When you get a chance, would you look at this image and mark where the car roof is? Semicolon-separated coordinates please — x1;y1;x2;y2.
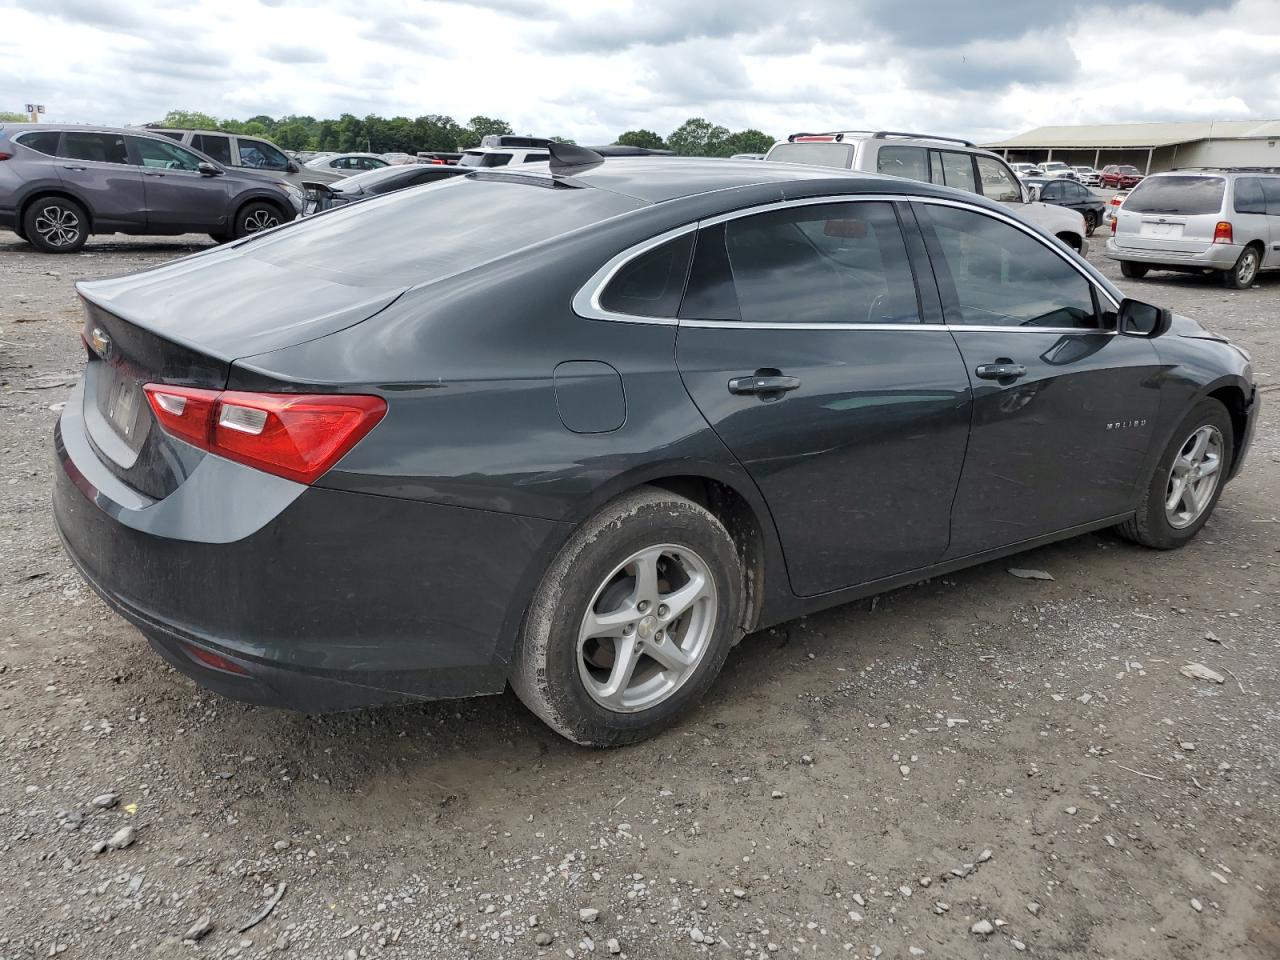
474;156;982;206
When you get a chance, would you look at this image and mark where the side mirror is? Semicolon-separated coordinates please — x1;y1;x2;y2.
287;160;300;173
1026;184;1040;202
1117;298;1172;338
197;162;221;177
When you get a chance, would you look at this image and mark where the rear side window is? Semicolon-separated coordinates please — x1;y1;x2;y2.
192;134;232;165
765;141;854;168
877;146;929;182
59;132;128;165
976;156;1022;202
1126;176;1225;215
522;153;550;164
921;204;1096;329
16;131;60;155
600;233;694;318
1263;179;1280;216
937;151;976;193
1234;177;1267;215
681;201;921;325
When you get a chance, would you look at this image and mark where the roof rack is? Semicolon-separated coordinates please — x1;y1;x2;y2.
1171;165;1280;174
871;130;976;147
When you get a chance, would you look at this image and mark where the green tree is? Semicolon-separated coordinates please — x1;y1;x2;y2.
616;129;666;150
722;129;774;156
463;115;512;147
272;119;312;151
158;109;222;130
666;117;730;157
0;110;28;122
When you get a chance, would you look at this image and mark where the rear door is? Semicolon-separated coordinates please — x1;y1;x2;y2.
673;199;972;596
127;136;228;232
1264;178;1280;267
1232;176;1280;267
54;131;146;229
1113;175;1227;256
913;200;1163;556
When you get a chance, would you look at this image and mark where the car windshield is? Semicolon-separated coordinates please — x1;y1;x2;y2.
1119;166;1141;174
1124;176;1226;215
765;142;855;169
240;174;644;285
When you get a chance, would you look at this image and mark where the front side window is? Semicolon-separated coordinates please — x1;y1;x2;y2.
1040;181;1065;201
681;201;921;325
237;138;288;170
921;204;1097;329
975;156;1022;202
876;146;929;183
59;132;128;165
15;130;60;155
131;137;202;171
599;233;694;318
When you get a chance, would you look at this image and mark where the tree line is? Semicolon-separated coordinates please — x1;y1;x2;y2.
149;110;775;157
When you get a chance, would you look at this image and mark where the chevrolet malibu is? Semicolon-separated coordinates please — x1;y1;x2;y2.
53;146;1259;746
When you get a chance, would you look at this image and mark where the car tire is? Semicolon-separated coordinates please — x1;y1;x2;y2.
209;231;230;244
1084;211;1098;236
231;201;284;240
1116;399;1233;550
1120;261;1149;279
510;486;745;747
1223;246;1261;289
22;197;89;253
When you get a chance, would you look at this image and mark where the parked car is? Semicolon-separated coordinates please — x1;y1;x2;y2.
302;152;390;183
380;152;417;165
417;151;462;165
458;134;552;167
764;130;1088;251
729;153;765;160
52;146;1257;745
143;127;307;188
302;162;470;215
1106;169;1280;288
1101;165;1145;189
1010;162;1044;179
0;123;303;252
1040;161;1078;180
1074;166;1101;186
1026;177;1106;234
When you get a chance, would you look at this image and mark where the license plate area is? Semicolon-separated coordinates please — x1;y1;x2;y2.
1140;221;1184;239
91;358;150;454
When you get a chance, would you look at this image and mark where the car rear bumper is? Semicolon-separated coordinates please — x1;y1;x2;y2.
1105;238;1241;269
53;387;566;712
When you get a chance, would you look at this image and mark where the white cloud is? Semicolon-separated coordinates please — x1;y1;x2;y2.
0;0;1274;144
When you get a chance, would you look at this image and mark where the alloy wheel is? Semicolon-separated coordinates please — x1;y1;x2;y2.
33;205;81;248
1236;249;1259;287
577;544;717;713
243;209;279;233
1165;425;1224;529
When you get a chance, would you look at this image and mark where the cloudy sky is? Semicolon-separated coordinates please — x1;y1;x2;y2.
2;0;1278;144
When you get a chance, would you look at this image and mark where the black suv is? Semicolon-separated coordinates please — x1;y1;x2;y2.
0;124;304;252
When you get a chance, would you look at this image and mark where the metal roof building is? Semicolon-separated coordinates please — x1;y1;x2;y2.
983;121;1280;173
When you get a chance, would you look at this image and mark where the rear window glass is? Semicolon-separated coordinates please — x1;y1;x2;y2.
16;131;60;155
765;142;854;169
241;175;644;285
459;151;512;168
1125;176;1225;215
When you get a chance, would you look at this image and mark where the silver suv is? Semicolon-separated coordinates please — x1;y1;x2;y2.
764;130;1088;253
1105;169;1280;289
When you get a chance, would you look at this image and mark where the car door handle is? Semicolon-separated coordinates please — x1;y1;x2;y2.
143;171;164;177
728;374;801;396
62;164;86;171
975;362;1027;381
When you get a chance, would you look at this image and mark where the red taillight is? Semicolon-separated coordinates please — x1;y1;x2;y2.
183;643;250;675
792;135;837;142
1111;215;1117;235
143;385;386;485
0;152;12;161
1213;221;1233;244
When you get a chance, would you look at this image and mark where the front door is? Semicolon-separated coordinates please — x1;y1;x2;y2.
53;130;146;230
127;136;229;232
913;201;1163;558
675;200;973;597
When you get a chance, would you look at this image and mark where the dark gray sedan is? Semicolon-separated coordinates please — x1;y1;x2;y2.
53;148;1259;746
301;162;469;215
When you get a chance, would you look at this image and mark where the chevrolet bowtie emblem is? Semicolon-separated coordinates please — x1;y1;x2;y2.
90;327;112;359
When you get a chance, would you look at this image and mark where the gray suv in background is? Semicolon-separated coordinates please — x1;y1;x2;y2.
1106;169;1280;288
0;124;304;252
143;127;308;187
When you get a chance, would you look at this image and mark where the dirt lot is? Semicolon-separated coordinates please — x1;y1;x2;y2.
1;230;1277;960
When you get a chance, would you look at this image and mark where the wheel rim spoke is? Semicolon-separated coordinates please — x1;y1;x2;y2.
644;634;694;674
1164;425;1223;529
592;635;641;707
659;570;710;622
581;604;636;640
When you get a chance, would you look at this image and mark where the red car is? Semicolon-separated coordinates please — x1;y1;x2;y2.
1100;164;1144;189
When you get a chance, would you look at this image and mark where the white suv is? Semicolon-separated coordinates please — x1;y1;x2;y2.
458;135;552;168
765;131;1087;253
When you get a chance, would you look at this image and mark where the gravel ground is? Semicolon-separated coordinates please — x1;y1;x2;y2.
1;230;1277;960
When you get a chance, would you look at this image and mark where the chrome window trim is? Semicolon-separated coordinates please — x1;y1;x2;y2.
572;192;1117;328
